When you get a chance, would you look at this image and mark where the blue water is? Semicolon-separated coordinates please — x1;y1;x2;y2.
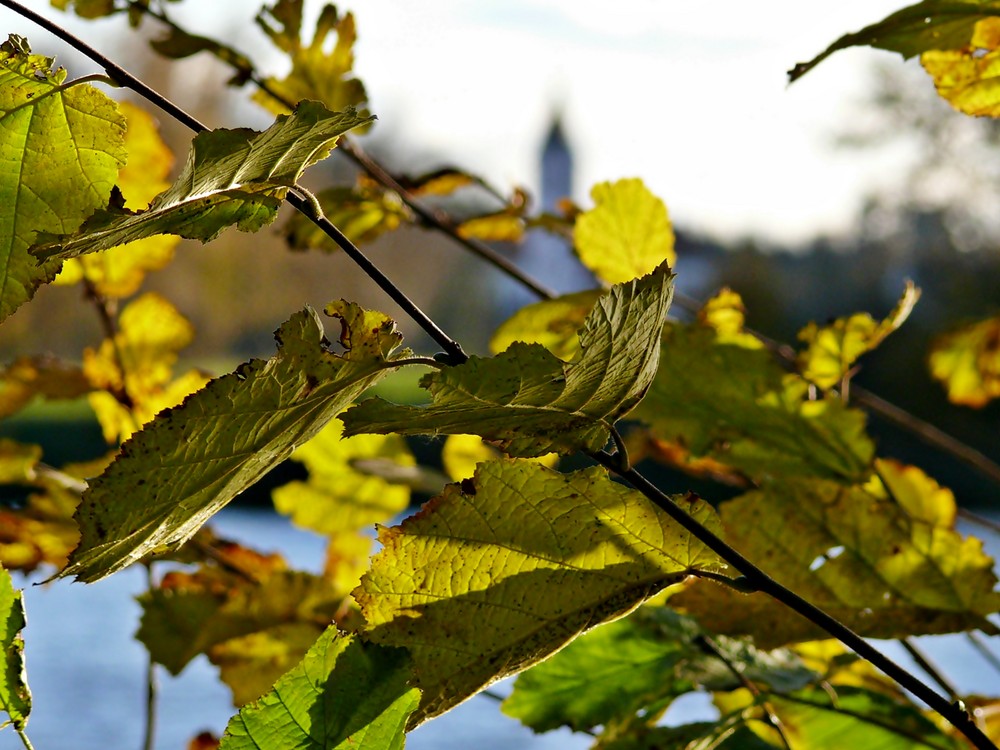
2;508;999;750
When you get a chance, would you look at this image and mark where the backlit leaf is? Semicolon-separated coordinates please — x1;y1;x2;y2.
457;212;525;243
440;434;557;481
273;417;413;537
342;264;673;457
922;18;1000;115
61;301;410;582
488;289;602;361
789;1;1000;82
0;356;92;418
797;282;919;390
32;101;372;261
673;477;1000;647
55;102;178;297
137;551;342;705
574;178;675;285
768;686;963;750
697;288;762;349
0;565;30;732
253;1;370;124
0;36;126;321
219;628;418;750
355;458;726;725
928;313;1000;407
50;0;116;19
634;323;874;483
282;182;408;249
503;606;814;733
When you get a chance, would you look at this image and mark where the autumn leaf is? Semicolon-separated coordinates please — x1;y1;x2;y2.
61;301;410;582
928;313;1000;407
253;0;370;125
921;17;1000;115
0;566;30;733
488;289;602;361
0;356;92;419
574;178;675;285
32;101;372;261
797;282;919;390
55;101;178;297
219;628;418;750
0;36;126;321
342;264;673;457
354;458;726;725
282;181;408;249
634;323;874;484
457;212;525;243
673;477;1000;647
137;549;342;706
697;288;763;349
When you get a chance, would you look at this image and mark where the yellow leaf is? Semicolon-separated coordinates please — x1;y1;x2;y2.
441;434;557;481
54;102;178;297
272;415;414;537
355;458;726;725
928;313;1000;407
0;440;40;484
697;288;762;349
797;282;919;390
674;477;1000;647
793;640;905;698
574;178;675;284
457;213;525;243
874;458;956;527
488;289;601;361
922;18;1000;117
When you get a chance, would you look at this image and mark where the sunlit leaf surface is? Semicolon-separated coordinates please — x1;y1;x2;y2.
343;264;672;457
355;458;726;725
0;37;126;320
574;178;675;285
922;18;1000;115
928;313;1000;407
33;101;372;261
62;301;409;582
488;289;601;361
0;566;30;731
219;628;418;750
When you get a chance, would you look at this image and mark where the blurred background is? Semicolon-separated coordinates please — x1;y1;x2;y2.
2;1;1000;748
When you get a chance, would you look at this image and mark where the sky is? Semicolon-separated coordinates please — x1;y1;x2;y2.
3;1;923;244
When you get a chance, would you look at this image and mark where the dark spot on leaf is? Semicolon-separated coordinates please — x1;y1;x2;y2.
460;478;476;495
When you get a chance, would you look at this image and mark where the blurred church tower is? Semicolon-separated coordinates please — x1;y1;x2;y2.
498;113;595;317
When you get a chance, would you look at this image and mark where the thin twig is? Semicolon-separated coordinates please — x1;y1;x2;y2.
967;632;1000;679
142;564;158;750
900;638;961;702
2;0;467;364
14;727;36;750
120;0;559;301
696;634;792;750
589;450;996;750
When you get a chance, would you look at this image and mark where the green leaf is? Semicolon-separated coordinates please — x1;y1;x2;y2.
574;178;675;285
489;289;602;361
634;323;874;483
596;722;776;750
0;37;126;321
0;566;30;732
342;263;673;457
61;301;410;583
355;458;726;725
50;0;117;19
769;686;963;750
219;628;419;750
254;1;370;123
32;101;373;262
789;1;1000;82
503;607;814;733
673;477;1000;647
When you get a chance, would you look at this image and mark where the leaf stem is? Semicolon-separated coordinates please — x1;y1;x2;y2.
695;634;792;750
142;564;158;750
588;451;997;750
15;727;35;750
